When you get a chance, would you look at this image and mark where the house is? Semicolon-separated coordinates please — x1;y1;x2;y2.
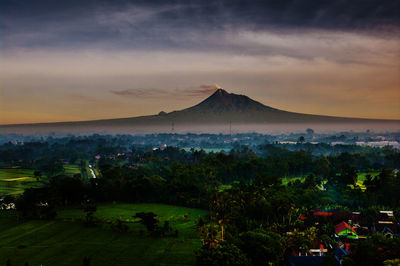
309;247;327;257
312;210;364;226
335;222;358;239
378;210;394;221
372;221;398;237
372;210;399;237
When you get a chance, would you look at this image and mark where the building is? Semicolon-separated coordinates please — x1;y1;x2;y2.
335;222;358;239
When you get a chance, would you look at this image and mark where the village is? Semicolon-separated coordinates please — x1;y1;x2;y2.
286;209;399;265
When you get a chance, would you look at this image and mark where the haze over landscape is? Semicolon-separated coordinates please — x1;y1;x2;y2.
1;88;399;134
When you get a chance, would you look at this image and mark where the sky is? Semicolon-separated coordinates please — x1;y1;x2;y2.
1;0;399;124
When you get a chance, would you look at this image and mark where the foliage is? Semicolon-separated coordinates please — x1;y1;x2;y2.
237;230;283;265
384;259;400;266
133;212;159;232
15;188;57;220
348;234;400;266
199;224;221;248
196;243;250;266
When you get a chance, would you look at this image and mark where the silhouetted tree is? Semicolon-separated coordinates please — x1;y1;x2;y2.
133;212;158;232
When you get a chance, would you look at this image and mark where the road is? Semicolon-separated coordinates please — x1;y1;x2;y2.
88;164;97;179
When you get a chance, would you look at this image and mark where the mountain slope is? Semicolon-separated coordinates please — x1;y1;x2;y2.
159;89;379;123
1;88;399;134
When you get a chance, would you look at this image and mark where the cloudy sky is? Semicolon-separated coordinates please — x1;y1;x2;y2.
1;0;399;124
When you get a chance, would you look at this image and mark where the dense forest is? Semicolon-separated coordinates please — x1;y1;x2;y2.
1;134;399;265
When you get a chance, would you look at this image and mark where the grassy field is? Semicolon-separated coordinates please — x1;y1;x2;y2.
355;172;379;190
282;176;305;185
0;203;208;266
282;172;380;189
0;168;42;195
64;164;81;175
0;165;81;195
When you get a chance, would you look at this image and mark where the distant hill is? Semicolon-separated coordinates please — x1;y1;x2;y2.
1;88;399;134
163;89;362;123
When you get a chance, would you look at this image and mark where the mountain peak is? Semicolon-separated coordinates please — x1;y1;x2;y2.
213;88;229;97
176;87;278;118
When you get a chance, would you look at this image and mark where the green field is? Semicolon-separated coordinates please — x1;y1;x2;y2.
282;172;380;189
282;176;305;185
64;164;81;175
355;172;379;190
0;165;81;195
0;203;208;265
0;168;42;195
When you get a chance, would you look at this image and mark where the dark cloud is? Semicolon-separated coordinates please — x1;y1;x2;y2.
110;88;165;98
110;85;219;98
110;88;167;97
183;85;220;96
1;0;398;50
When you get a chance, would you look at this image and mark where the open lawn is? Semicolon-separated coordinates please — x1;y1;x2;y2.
282;176;305;185
282;172;380;190
64;164;81;175
0;165;81;195
355;171;379;190
0;203;208;266
0;168;42;195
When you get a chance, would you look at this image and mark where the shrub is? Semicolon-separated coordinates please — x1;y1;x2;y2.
196;243;250;266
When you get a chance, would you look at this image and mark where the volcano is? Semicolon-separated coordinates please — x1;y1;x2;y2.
1;88;399;134
151;88;388;123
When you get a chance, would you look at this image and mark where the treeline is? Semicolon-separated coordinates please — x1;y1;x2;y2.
12;144;400;213
1;134;399;170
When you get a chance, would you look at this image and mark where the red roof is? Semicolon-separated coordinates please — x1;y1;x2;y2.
314;211;333;217
299;214;307;221
335;221;356;234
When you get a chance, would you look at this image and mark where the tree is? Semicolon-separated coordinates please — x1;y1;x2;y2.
38;157;64;177
316;158;330;179
349;239;383;265
304;173;318;189
34;170;42;181
306;128;314;135
285;228;316;255
133;212;159;232
339;165;357;186
238;230;283;265
199;224;220;248
208;190;239;241
298;136;305;143
196;243;250;266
